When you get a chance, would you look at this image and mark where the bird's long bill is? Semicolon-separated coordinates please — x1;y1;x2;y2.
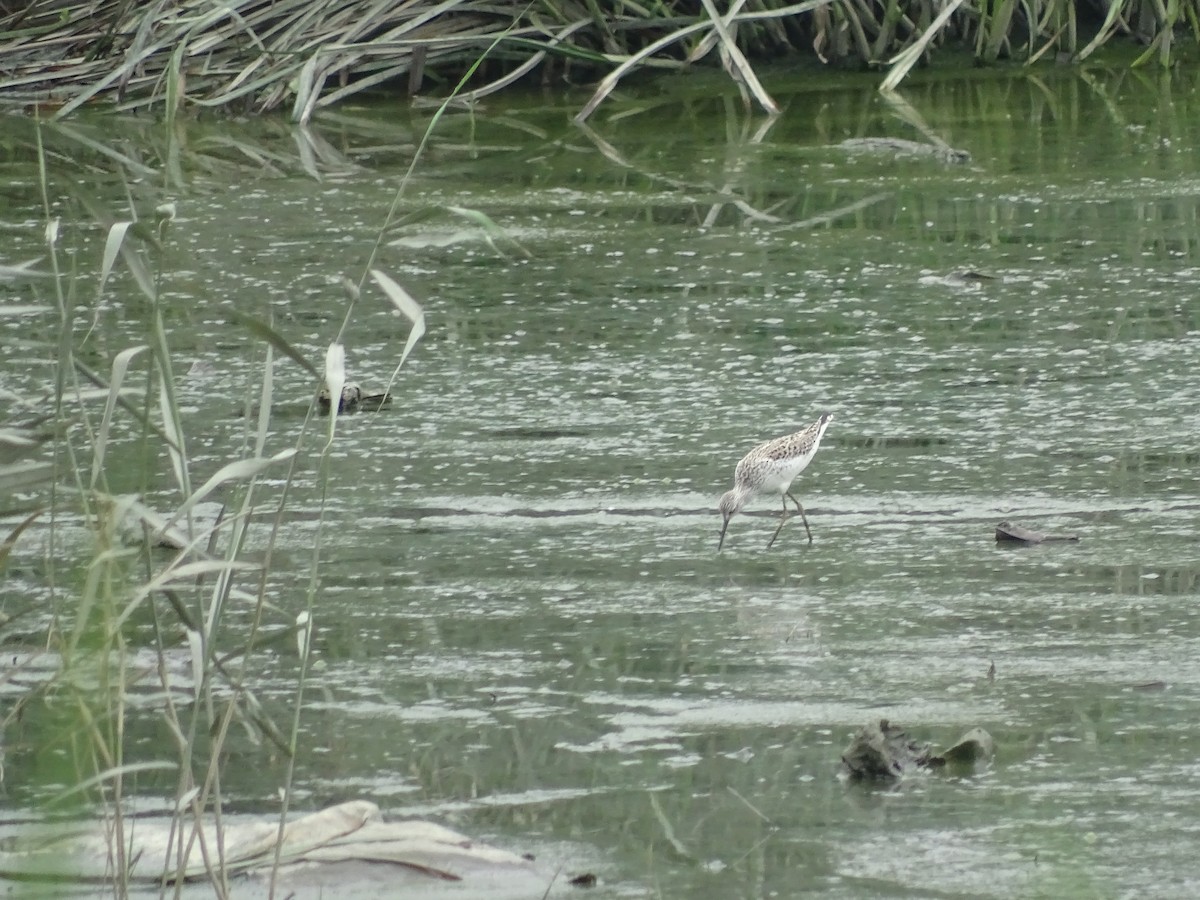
717;513;731;551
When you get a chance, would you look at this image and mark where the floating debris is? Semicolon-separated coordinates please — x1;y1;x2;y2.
841;719;934;781
941;727;995;765
185;359;218;379
995;521;1080;544
1130;680;1168;692
0;800;540;888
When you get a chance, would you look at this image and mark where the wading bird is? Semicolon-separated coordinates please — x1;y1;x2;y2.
717;412;834;551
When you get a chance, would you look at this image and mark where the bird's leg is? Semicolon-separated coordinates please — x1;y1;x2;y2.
786;491;813;543
765;495;791;549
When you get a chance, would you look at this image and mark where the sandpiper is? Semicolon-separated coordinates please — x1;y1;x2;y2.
717;412;834;550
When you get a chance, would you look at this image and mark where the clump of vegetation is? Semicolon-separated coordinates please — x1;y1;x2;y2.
0;1;1195;122
0;95;435;893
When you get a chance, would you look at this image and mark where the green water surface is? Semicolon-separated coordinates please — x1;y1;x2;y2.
2;65;1200;898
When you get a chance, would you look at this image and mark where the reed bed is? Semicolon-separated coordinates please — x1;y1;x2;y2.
0;88;432;895
1;1;1196;122
2;62;1198;894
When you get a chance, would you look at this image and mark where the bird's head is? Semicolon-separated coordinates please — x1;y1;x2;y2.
718;490;742;518
717;489;745;551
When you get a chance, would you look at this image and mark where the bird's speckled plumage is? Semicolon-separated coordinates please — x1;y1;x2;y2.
718;412;834;551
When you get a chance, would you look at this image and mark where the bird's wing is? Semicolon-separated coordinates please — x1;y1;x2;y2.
758;430;809;462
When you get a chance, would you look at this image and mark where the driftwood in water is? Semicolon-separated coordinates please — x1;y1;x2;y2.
841;720;995;781
0;801;543;891
841;720;934;780
995;521;1079;544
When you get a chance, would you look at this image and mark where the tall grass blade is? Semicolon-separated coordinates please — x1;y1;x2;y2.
185;628;204;701
71;548;124;655
1076;0;1129;61
255;345;274;458
159;449;298;538
99;222;133;298
573;0;831;124
880;0;968;92
574;22;708;124
52;761;179;804
92;345;148;490
75;358;174;449
117;560;260;630
369;269;425;373
176;785;202;812
698;0;779;116
295;611;311;660
292;53;322;125
166;39;186;128
445;206;529;258
0;509;43;570
46;122;159;178
324;343;346;395
228;309;318;376
450;18;592;104
159;368;188;496
0;426;50;454
981;0;1020;61
0;461;56;493
323;342;347;437
0;258;51;280
0;465;55;494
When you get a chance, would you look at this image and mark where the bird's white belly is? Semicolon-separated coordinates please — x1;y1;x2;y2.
742;456;812;496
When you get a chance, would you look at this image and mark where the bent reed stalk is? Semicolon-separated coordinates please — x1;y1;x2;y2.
1;1;1196;122
0;102;429;892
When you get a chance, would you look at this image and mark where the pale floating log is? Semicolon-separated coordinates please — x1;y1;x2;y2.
0;800;544;893
941;727;995;765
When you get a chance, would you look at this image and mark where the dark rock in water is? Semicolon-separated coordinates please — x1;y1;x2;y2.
841;720;996;781
995;521;1079;544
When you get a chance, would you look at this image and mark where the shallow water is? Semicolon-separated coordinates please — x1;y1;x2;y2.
3;66;1200;897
